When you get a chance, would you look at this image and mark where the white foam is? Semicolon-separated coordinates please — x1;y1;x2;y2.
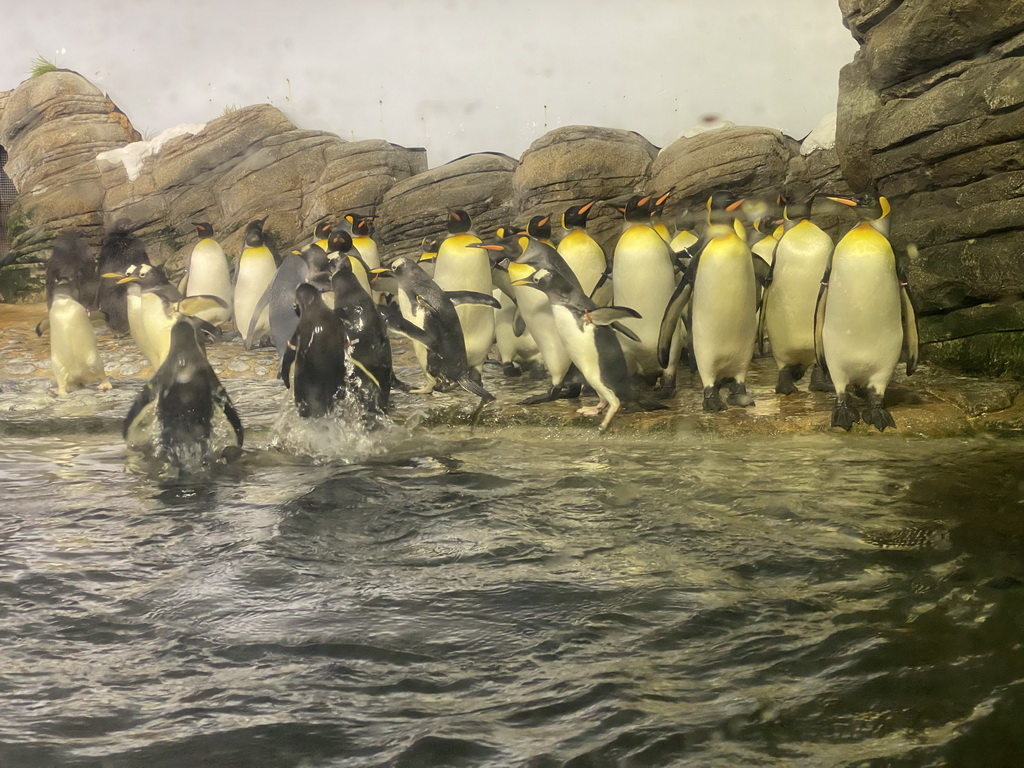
679;119;736;139
800;111;836;156
97;122;207;181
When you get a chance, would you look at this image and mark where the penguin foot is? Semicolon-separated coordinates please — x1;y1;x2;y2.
831;399;860;431
391;375;413;393
410;385;435;395
558;383;583;400
863;392;896;431
726;382;755;407
502;362;522;378
577;403;607;417
809;365;834;393
775;366;803;395
655;376;677;399
97;379;113;391
703;386;727;412
521;386;562;405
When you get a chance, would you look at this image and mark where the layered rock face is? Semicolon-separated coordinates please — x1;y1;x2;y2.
836;0;1024;375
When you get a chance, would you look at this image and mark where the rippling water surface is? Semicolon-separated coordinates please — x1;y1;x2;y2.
2;422;1024;767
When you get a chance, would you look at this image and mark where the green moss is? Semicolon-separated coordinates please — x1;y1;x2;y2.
923;334;1024;378
28;56;58;79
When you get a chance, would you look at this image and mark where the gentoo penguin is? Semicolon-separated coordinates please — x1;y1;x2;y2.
431;209;495;379
246;242;333;361
181;222;232;326
46;277;112;395
612;194;681;397
123;319;243;470
659;193;757;411
557;202;608;303
509;262;666;431
234;217;278;348
474;234;582;404
331;238;392;413
96;222;150;333
280;283;349;418
760;200;833;393
815;195;918;431
46;228;97;309
373;257;496;409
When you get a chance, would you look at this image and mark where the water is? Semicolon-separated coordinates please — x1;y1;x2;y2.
1;420;1024;767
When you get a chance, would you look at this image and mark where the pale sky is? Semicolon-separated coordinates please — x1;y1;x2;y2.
2;0;858;167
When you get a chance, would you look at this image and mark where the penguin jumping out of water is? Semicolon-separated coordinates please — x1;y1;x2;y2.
373;257;496;412
815;195;918;431
123;319;243;470
280;283;350;418
509;262;667;432
45;277;112;395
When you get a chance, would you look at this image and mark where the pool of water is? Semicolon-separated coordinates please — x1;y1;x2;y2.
1;417;1023;767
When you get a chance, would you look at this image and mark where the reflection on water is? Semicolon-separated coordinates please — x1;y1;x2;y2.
0;428;1023;767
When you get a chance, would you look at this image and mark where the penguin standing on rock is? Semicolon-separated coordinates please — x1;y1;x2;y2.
234;217;278;348
659;192;758;412
281;283;350;418
181;222;232;325
123;319;243;470
97;222;150;333
45;277;112;395
815;195;918;431
431;209;495;381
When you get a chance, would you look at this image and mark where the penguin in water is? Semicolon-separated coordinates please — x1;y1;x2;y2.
46;228;98;309
373;257;496;411
658;192;758;412
280;283;349;418
612;194;682;397
815;195;918;431
557;202;608;304
431;209;495;380
96;222;150;333
330;233;393;413
509;262;666;432
760;198;834;393
180;222;233;326
473;234;583;404
45;277;112;395
234;217;278;348
123;319;243;471
245;242;333;362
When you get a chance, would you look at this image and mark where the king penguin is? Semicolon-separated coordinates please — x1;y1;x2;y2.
557;202;608;304
612;194;682;397
234;217;278;348
760;198;834;393
123;319;243;471
815;195;918;431
346;213;382;298
431;209;495;380
281;283;349;418
509;262;666;432
46;277;112;395
659;192;757;411
489;226;543;378
181;222;233;326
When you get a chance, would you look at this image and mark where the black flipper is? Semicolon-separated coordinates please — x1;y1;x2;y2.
610;322;641;343
585;306;641;325
215;385;244;447
280;329;299;388
898;265;919;376
386;315;437;350
123;383;155;439
458;376;495;402
244;286;274;350
444;290;501;309
813;257;832;374
513;309;526;337
657;278;694;369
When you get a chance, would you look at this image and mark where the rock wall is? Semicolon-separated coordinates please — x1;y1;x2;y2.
836;0;1024;375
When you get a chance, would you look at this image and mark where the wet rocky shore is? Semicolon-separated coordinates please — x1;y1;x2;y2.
3;302;1023;440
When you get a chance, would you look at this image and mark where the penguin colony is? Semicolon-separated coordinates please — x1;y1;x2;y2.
36;191;919;465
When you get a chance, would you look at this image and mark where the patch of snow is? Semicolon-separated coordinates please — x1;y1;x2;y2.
680;119;736;140
96;123;207;181
800;112;836;156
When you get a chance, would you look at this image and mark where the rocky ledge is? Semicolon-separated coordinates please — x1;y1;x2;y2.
2;303;1023;440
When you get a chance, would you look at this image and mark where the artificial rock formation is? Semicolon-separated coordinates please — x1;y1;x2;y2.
836;0;1024;375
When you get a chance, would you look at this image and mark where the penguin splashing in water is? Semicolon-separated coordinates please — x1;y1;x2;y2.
123;319;243;475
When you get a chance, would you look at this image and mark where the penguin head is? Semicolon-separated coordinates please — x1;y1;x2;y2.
167;318;207;365
300;243;331;273
827;194;890;221
562;201;596;230
294;282;323;313
244;217;268;248
507;261;538;287
706;191;744;226
651;188;675;217
526;214;552;241
328;230;354;254
447;209;473;234
346;214;374;237
51;276;78;301
314;220;333;241
621;194;655;223
192;222;214;239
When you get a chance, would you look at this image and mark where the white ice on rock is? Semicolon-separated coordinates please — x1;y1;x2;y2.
800;111;836;156
96;123;207;181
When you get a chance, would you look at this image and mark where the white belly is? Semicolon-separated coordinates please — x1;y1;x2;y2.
513;284;571;384
551;305;616;404
494;289;541;365
50;297;106;388
692;239;757;387
557;231;606;300
432;236;495;370
187;239;233;322
234;251;276;341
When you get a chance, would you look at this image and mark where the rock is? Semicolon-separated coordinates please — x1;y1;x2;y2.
375;152;518;261
511;126;658;251
649;126;794;226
